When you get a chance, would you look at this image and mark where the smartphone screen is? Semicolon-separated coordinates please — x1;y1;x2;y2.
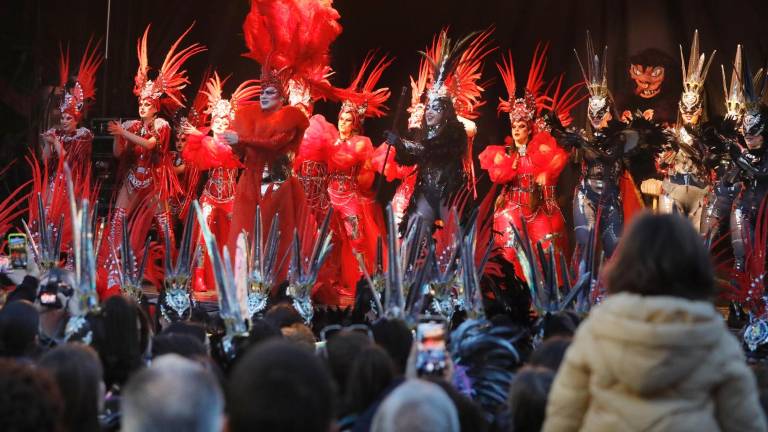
415;321;447;377
7;234;27;269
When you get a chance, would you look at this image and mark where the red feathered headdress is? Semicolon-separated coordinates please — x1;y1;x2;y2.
497;43;550;124
242;0;342;98
204;72;261;121
543;74;587;128
185;68;213;130
133;23;206;112
414;28;495;119
59;37;103;120
335;52;394;124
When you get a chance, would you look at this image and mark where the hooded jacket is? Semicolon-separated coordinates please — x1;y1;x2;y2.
543;292;767;432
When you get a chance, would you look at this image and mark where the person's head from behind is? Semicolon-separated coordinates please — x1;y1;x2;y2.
0;300;39;358
38;343;104;432
0;359;63;432
604;213;715;301
372;318;413;376
426;377;489;432
326;331;372;395
92;295;143;388
151;333;207;359
227;339;335;432
507;367;555;432
345;345;396;414
529;336;571;372
122;354;224;432
371;379;460;432
264;302;304;329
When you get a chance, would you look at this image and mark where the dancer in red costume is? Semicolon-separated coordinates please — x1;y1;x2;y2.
374;29;494;229
479;45;584;275
98;24;205;298
221;0;340;266
41;38;102;170
479;46;583;275
183;72;260;292
301;53;392;303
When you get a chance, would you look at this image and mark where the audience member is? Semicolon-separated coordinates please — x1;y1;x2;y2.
122;354;224;432
371;379;459;432
0;358;64;432
227;339;336;432
507;367;555;432
38;343;104;432
543;213;768;431
0;299;39;360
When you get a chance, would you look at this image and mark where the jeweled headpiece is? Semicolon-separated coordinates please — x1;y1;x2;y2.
420;29;495;115
497;43;549;124
575;31;611;124
132;23;206;112
722;44;746;121
58;38;103;120
679;30;715;116
334;52;393;127
741;53;767;136
204;72;260;121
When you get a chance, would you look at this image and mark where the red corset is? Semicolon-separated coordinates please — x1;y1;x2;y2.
203;167;238;203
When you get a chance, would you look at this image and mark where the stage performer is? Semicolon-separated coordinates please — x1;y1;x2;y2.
183;72;259;292
641;31;716;230
221;0;339;260
301;53;392;302
549;34;663;259
381;29;494;232
98;24;205;298
41;38;103;172
479;45;582;268
700;46;746;239
721;58;768;272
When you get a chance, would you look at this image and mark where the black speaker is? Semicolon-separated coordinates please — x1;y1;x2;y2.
89;117;136;218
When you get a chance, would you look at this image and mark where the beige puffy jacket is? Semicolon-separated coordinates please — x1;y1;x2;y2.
542;293;767;432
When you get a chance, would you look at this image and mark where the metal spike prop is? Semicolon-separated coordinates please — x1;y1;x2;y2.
286;209;334;324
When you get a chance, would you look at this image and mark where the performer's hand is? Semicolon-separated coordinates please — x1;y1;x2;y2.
221;131;239;146
182;124;203;136
107;120;124;136
642;109;655;121
384;130;400;146
640;179;663;196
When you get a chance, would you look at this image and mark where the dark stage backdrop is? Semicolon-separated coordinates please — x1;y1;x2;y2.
1;0;768;206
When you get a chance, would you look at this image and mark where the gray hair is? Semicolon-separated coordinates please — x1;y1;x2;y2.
122;354;223;432
371;379;459;432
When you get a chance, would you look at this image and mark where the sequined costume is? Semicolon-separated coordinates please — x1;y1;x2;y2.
97;24;205;299
478;44;579;268
646;31;716;230
383;29;494;232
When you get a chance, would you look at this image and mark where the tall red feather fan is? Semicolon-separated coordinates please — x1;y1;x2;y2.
242;0;342;92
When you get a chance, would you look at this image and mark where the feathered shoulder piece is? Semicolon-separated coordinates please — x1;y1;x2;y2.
133;23;206;112
336;52;394;120
242;0;342;96
497;42;549;123
59;37;104;120
204;72;261;121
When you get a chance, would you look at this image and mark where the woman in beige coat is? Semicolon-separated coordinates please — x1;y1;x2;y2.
543;213;767;432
